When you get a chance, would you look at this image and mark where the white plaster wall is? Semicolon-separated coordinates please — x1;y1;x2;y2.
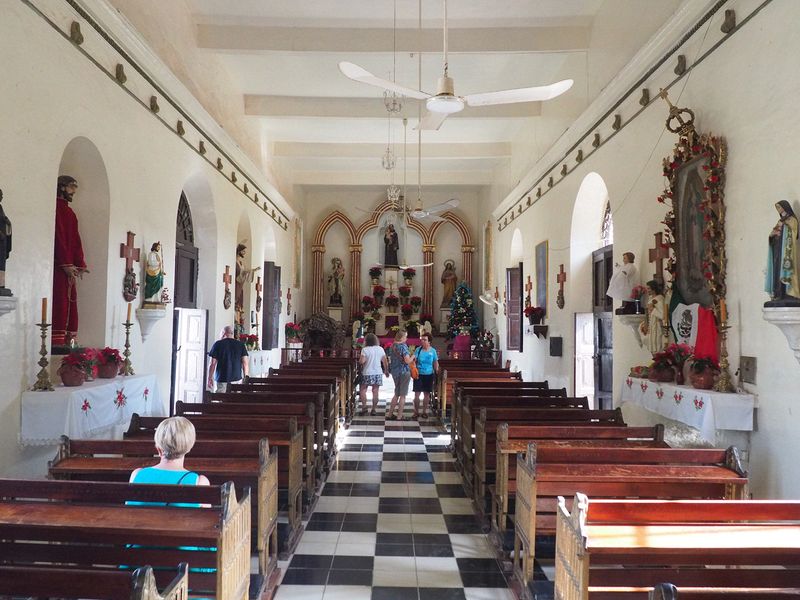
489;0;800;498
0;3;293;477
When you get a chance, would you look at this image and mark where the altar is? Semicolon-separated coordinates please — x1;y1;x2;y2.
20;374;163;446
620;377;755;442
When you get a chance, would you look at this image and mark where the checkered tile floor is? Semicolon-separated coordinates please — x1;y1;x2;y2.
274;385;518;600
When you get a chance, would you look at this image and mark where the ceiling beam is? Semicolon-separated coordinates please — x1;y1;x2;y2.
272;141;512;160
292;170;494;186
197;24;590;54
246;95;541;118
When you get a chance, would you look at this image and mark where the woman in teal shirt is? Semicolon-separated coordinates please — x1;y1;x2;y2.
412;333;439;419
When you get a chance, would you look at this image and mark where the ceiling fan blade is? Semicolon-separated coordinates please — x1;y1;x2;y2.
399;262;434;269
425;198;460;214
417;214;446;223
338;61;430;100
415;110;449;131
464;79;574;107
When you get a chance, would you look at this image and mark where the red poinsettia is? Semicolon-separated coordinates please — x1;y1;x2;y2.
97;347;123;366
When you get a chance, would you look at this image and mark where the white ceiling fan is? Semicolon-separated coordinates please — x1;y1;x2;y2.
338;0;574;131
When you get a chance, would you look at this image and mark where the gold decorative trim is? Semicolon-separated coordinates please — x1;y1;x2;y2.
69;21;83;45
176;120;185;136
149;95;159;113
114;63;126;84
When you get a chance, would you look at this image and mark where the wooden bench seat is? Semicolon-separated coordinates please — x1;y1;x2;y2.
49;435;279;578
267;368;349;422
555;495;800;600
0;478;250;600
513;445;748;592
124;414;304;557
274;363;354;420
490;424;667;536
439;370;522;421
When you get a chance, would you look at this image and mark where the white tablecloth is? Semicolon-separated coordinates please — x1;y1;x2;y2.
20;374;163;445
249;350;271;377
620;376;755;442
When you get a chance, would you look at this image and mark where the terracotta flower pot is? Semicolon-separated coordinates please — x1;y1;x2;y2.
58;365;86;387
648;365;675;383
691;370;716;390
97;362;120;379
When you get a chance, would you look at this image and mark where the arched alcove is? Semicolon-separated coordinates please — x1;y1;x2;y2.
433;222;463;311
570;172;611;312
181;172;217;314
323;221;352;314
510;228;524;264
55;137;110;347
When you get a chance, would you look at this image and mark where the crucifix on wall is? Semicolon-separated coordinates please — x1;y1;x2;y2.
255;276;263;313
556;264;567;309
119;231;141;302
648;232;671;284
222;265;232;309
524;275;533;308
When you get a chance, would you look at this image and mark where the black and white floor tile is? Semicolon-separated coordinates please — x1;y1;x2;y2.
274;385;519;600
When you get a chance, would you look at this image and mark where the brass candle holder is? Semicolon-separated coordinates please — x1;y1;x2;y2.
32;321;54;391
713;323;734;392
121;319;135;376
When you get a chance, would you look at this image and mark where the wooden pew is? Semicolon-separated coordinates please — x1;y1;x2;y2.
0;478;250;600
491;424;667;536
177;399;318;502
439;369;521;421
267;368;348;423
555;495;800;600
49;435;279;581
278;360;355;418
124;414;304;556
513;445;749;592
0;563;188;600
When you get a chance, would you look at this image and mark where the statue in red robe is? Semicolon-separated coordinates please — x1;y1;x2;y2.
52;176;88;346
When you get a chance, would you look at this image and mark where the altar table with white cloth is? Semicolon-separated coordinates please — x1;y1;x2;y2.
620;376;755;442
20;374;163;445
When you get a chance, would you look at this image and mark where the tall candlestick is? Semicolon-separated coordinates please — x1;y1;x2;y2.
126;302;132;323
41;298;47;323
719;298;727;323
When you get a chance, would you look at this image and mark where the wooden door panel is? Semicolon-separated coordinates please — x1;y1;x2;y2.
592;246;614;410
506;265;522;351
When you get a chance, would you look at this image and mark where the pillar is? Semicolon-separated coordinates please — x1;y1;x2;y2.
311;244;325;314
349;244;362;322
422;244;435;317
462;245;476;290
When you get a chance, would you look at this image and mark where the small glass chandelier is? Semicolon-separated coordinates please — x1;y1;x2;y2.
384;91;403;114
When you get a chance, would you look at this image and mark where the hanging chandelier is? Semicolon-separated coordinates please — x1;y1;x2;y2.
383;0;403;114
386;182;401;204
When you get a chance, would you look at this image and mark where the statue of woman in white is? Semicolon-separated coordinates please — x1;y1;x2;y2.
639;279;666;353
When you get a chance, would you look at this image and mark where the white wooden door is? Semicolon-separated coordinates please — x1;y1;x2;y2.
174;308;206;405
574;312;595;408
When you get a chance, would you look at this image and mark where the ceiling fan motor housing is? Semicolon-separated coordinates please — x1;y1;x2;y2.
427;75;464;114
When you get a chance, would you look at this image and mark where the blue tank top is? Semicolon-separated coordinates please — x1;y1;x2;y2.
127;467;200;507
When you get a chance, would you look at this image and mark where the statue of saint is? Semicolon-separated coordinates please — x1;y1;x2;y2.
765;200;800;306
53;176;89;346
441;259;458;308
144;241;165;304
0;189;11;296
328;257;345;306
235;243;260;325
606;252;638;313
384;223;399;268
639;279;666;353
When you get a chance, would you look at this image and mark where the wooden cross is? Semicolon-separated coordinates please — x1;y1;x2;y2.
648;232;671;283
525;275;532;295
119;231;140;270
557;264;567;291
222;265;232;288
255;277;262;297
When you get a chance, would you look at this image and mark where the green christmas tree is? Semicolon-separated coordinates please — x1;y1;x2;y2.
447;282;480;340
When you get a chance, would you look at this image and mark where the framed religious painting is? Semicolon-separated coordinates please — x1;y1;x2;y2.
535;240;548;314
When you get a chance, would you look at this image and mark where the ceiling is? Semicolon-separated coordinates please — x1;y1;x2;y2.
187;1;606;191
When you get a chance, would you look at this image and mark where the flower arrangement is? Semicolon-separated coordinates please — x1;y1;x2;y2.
398;285;412;298
389;325;400;333
285;322;302;341
97;347;123;366
524;306;545;324
401;303;413;318
352;311;365;323
369;266;382;278
385;294;399;308
373;285;386;296
475;330;494;350
241;334;259;350
402;267;416;279
405;319;419;331
353;336;365;350
410;295;422;309
419;313;433;324
59;349;95;381
649;350;674;370
630;285;648;301
690;356;720;374
629;365;650;378
361;295;375;311
665;343;693;368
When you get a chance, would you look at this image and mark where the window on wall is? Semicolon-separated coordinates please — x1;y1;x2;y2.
506;265;522;351
600;200;614;247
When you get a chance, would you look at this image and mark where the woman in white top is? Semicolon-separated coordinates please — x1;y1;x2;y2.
358;333;389;416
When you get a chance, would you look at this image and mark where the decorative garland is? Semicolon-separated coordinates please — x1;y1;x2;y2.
657;131;727;313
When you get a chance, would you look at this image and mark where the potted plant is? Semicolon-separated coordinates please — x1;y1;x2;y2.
402;267;416;284
399;285;412;299
285;322;302;343
648;350;675;383
665;342;693;385
361;295;375;312
96;347;123;379
369;265;382;284
385;294;399;311
419;312;433;325
629;365;650;379
58;351;88;387
524;306;545;325
362;315;376;333
351;311;365;323
405;319;419;337
410;295;422;312
372;285;386;305
241;334;259;351
690;357;720;390
401;303;413;319
630;284;648;314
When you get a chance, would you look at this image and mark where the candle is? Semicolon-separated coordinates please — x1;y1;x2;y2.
41;298;47;323
662;298;668;323
719;298;727;323
251;311;255;324
126;303;132;322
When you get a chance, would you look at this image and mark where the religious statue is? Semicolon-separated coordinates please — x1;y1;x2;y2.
606;252;638;313
327;257;345;306
0;189;12;296
53;176;89;347
384;223;399;268
144;241;165;304
440;259;458;308
765;200;800;306
235;243;260;325
639;279;666;353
